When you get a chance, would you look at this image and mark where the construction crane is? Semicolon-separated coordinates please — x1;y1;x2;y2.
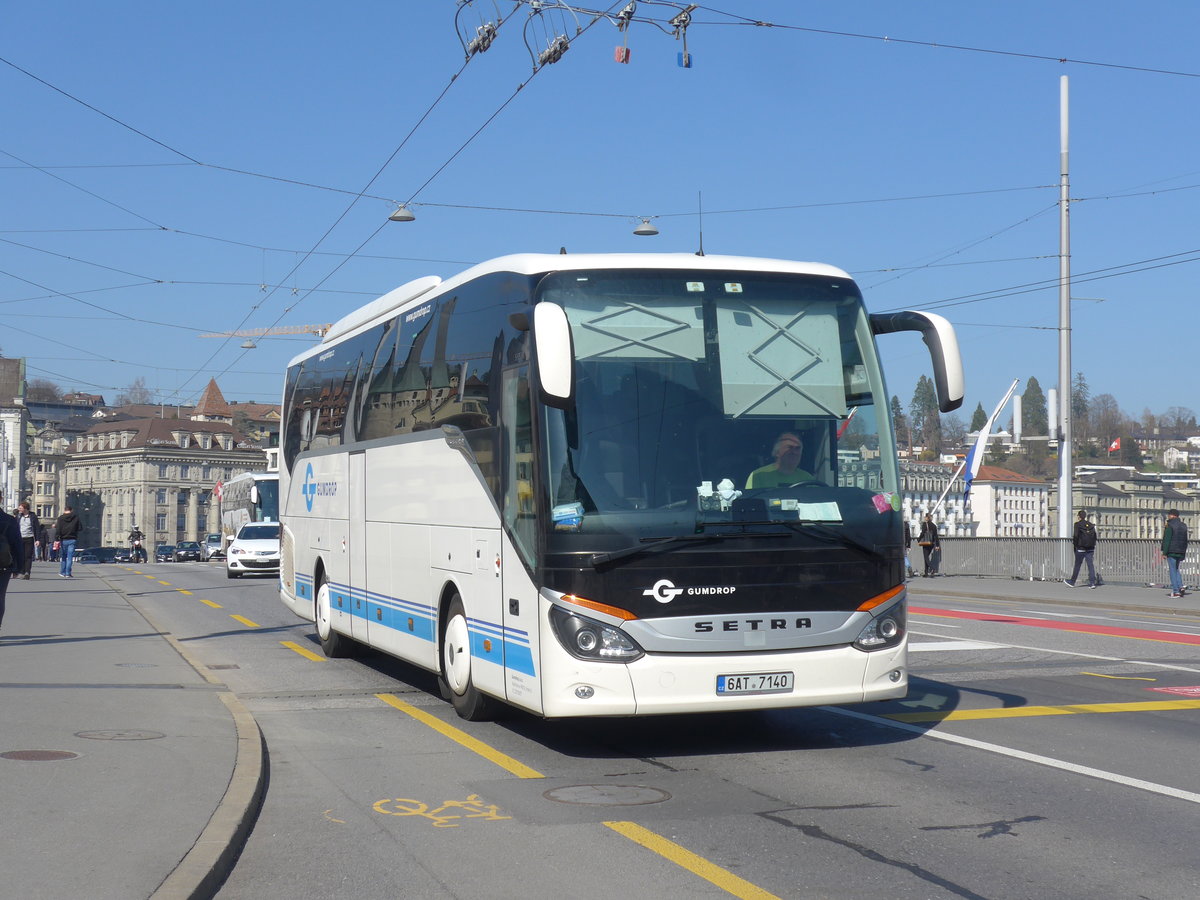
200;324;331;349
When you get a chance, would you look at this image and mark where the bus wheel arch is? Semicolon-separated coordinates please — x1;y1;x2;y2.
437;586;499;721
314;561;355;658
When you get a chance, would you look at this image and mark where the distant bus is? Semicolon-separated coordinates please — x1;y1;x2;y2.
278;253;962;720
219;471;279;547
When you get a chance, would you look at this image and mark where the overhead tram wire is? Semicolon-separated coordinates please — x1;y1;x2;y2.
876;247;1200;314
682;5;1200;79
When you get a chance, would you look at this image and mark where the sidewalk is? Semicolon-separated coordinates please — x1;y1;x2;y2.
906;573;1199;618
0;562;263;900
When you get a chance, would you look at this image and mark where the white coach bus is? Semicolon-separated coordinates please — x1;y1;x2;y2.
279;253;962;720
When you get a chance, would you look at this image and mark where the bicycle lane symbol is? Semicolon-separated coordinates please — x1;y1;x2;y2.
373;794;513;828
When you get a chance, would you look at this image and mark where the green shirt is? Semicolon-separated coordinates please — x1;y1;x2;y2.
745;465;814;490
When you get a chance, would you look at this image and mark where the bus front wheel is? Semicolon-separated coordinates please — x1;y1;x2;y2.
315;576;354;658
440;595;498;721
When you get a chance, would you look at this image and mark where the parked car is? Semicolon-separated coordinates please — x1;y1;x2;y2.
90;547;120;564
174;541;203;562
226;523;280;579
203;533;224;561
75;551;99;564
155;544;176;562
114;547;133;563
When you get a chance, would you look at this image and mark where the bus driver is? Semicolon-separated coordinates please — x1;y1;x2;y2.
745;431;813;489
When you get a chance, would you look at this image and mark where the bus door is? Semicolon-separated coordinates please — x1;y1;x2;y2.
500;366;542;709
349;450;368;642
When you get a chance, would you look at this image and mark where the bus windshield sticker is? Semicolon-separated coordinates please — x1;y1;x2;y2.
552;502;584;531
723;282;743;293
686;281;704;291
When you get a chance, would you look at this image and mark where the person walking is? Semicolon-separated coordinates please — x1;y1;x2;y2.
1162;509;1189;598
55;505;82;578
15;502;41;580
917;513;940;577
1065;509;1098;589
0;498;24;632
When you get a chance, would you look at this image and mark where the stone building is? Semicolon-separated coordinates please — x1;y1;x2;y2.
1050;467;1199;541
966;465;1051;537
899;459;973;537
62;417;266;548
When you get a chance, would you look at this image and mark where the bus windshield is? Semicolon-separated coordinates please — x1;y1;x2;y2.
538;268;898;551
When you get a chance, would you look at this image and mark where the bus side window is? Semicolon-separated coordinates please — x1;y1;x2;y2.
502;366;536;567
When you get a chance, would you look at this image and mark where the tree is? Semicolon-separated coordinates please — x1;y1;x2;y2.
891;395;910;452
1022;376;1048;437
942;413;967;449
1162;406;1197;433
1071;371;1090;444
1091;393;1125;449
910;376;941;453
26;378;63;402
969;402;987;432
115;376;153;406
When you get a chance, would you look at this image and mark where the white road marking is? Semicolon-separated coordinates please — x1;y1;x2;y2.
910;640;1009;653
823;706;1200;806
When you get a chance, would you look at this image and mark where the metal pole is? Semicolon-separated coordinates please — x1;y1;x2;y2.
1056;76;1074;539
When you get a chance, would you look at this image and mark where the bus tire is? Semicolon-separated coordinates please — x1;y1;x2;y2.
315;575;354;658
440;594;499;721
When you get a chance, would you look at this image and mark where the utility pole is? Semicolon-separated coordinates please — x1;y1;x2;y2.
1057;76;1074;539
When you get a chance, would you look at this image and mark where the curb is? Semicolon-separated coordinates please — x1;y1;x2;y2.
97;571;268;899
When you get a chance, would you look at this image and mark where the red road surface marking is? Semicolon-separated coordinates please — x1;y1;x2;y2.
910;606;1200;646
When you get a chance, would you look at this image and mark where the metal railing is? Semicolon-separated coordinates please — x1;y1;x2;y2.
931;537;1198;587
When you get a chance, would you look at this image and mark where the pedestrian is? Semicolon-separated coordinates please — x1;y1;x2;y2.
1162;509;1189;599
903;520;914;579
15;502;41;580
1065;509;1098;589
55;505;82;579
0;497;24;633
917;513;940;577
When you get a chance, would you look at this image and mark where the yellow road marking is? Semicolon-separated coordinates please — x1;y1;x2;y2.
157;580;172;586
604;821;781;900
230;614;260;628
375;693;544;779
199;599;223;609
1082;671;1156;681
144;574;156;579
887;698;1200;723
178;589;193;595
281;640;326;662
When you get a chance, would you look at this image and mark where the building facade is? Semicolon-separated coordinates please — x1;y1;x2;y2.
966;465;1051;538
62;418;266;548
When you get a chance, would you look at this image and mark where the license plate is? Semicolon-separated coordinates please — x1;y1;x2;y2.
716;671;794;695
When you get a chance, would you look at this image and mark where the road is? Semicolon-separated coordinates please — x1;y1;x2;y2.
101;563;1200;899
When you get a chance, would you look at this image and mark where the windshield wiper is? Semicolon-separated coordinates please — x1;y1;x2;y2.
589;531;783;569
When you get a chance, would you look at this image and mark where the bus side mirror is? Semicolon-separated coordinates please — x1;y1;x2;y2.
870;310;964;412
532;302;575;409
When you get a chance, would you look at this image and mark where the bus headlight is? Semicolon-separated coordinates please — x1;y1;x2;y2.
853;602;906;652
550;606;644;662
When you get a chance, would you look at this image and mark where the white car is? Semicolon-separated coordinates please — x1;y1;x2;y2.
226;523;281;579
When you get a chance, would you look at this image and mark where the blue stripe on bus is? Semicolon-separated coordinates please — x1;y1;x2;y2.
319;581;536;677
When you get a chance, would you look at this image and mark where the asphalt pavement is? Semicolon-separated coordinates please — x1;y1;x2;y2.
0;561;1191;899
0;561;264;900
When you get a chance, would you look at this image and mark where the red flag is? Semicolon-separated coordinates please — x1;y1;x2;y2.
213;480;223;501
1108;438;1120;452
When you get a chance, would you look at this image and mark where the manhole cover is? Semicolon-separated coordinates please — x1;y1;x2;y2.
75;730;166;741
543;784;671;807
1;750;80;761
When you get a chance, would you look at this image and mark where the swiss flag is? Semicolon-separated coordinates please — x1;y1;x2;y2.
1108;438;1121;452
213;480;223;501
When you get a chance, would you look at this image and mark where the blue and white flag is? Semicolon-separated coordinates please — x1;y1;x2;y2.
963;379;1019;501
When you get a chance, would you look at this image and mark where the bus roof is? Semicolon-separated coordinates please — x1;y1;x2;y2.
306;252;855;363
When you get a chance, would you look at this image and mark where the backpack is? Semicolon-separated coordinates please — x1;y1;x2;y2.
1077;522;1097;550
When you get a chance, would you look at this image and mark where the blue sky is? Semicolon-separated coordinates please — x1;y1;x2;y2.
3;2;1198;426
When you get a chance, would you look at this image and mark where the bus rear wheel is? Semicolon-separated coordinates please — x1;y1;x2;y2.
315;576;354;658
440;595;499;721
